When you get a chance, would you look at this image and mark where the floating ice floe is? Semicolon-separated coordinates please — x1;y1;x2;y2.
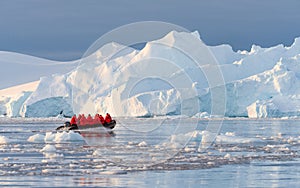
0;136;10;144
45;131;85;143
27;134;45;143
40;144;56;153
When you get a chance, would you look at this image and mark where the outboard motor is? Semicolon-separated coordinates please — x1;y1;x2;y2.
64;121;71;127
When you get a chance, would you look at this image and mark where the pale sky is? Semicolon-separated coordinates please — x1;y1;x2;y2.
0;0;299;61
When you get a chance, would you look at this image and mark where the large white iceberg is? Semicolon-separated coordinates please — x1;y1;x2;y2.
0;30;300;118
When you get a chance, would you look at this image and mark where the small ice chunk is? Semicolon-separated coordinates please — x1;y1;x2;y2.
225;132;235;136
100;169;127;175
44;132;56;142
184;147;194;152
44;131;84;143
44;153;64;159
224;153;231;159
0;136;10;144
93;149;102;156
138;141;147;147
40;144;56;153
28;134;45;143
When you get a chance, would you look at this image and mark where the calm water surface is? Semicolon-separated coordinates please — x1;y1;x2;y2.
0;118;300;187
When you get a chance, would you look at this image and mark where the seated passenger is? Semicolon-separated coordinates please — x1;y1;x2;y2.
77;114;82;125
99;115;105;124
80;114;87;126
105;113;112;123
94;114;101;124
70;115;77;125
87;114;93;125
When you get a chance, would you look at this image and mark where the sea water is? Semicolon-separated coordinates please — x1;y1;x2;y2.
0;118;300;187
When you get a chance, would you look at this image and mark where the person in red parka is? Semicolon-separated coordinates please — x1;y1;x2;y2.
80;114;87;126
94;114;100;124
87;114;93;125
99;115;105;125
105;113;112;124
70;115;77;125
77;114;82;125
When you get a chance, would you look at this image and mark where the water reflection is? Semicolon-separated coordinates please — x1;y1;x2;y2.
80;130;115;146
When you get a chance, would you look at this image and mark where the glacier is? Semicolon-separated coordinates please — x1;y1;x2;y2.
0;30;300;118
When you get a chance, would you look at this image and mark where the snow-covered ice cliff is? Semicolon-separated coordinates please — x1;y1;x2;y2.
1;31;300;118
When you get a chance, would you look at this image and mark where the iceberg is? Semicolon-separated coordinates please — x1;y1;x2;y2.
0;30;300;118
22;74;73;117
0;81;39;117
